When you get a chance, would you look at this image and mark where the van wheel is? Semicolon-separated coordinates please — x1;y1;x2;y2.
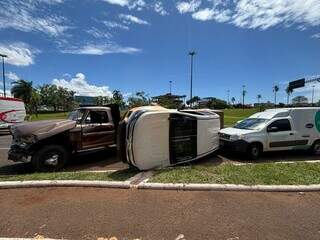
311;141;320;155
247;143;261;160
31;145;69;172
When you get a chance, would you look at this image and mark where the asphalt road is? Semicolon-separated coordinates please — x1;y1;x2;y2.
1;133;320;175
1;188;320;239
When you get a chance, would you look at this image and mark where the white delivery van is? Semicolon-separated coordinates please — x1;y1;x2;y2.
118;106;220;170
0;97;26;130
219;108;320;159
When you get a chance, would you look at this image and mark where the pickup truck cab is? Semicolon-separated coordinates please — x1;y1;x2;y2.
219;108;320;159
8;105;119;172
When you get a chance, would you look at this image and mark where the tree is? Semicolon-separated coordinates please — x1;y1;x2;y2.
127;91;150;108
205;98;228;109
186;96;200;108
257;94;262;111
11;79;33;113
273;85;279;106
39;84;59;111
241;88;247;109
292;96;308;106
112;90;125;109
29;90;41;115
231;97;236;105
286;86;293;105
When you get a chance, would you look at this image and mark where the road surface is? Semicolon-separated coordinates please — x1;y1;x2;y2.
0;188;320;239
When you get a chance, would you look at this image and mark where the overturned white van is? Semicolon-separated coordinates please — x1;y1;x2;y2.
219;108;320;159
0;97;26;130
118;106;220;170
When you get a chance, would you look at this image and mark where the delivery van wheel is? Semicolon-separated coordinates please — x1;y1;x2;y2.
247;143;261;160
311;140;320;155
31;145;69;172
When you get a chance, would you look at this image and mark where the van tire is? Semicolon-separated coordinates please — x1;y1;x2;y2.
311;140;320;155
31;145;69;172
247;143;261;160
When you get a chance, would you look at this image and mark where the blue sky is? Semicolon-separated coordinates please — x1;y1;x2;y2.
0;0;320;104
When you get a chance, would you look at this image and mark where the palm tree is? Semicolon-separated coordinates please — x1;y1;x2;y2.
241;86;247;109
257;94;262;111
273;85;279;107
231;97;236;106
11;79;33;113
285;86;293;106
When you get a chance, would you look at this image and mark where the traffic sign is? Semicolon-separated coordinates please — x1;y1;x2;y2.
289;78;305;90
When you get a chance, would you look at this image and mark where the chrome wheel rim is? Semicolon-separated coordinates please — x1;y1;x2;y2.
44;154;59;166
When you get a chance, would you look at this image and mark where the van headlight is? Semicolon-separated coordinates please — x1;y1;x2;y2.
230;135;245;141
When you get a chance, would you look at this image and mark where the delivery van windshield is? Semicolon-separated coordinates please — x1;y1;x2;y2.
234;118;268;130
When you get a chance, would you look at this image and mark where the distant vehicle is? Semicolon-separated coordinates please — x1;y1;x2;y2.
8;105;120;172
118;106;220;170
0;97;26;130
219;108;320;159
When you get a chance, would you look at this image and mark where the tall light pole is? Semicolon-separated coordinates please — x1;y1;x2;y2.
242;85;246;110
189;51;196;107
227;90;230;105
169;80;172;94
312;85;315;106
0;53;8;97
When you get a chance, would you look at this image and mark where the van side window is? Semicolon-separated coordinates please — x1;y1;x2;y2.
85;111;109;124
268;119;291;132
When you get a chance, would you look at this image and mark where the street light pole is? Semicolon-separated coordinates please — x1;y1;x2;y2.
227;90;230;105
169;80;172;94
312;85;315;106
189;51;196;107
0;54;8;97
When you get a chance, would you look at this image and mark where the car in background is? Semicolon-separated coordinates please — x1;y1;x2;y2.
118;106;220;170
0;96;26;130
219;108;320;159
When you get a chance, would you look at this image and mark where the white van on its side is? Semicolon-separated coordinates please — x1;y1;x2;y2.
219;108;320;159
0;97;26;130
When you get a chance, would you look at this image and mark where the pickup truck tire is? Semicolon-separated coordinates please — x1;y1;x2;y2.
31;145;69;172
247;143;261;160
311;140;320;155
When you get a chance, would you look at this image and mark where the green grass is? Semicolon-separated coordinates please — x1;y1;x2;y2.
28;112;69;121
223;108;259;126
0;168;138;182
150;162;320;185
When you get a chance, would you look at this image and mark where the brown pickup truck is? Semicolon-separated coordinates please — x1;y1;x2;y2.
8;105;120;172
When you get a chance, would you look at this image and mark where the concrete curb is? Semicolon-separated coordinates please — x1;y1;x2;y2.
1;180;320;192
0;180;130;189
137;182;320;192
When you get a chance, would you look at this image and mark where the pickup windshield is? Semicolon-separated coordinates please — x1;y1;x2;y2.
234;118;268;130
68;109;85;123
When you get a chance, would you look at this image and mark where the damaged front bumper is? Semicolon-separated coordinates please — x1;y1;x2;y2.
8;144;32;163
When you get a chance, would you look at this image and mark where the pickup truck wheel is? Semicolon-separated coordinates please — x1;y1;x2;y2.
31;145;69;172
311;140;320;155
247;143;261;160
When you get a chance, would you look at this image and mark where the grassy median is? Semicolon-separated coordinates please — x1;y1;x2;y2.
0;168;138;182
150;162;320;185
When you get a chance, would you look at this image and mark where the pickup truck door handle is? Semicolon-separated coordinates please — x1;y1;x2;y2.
289;133;294;135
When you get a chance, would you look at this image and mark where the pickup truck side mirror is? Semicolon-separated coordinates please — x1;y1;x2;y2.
267;126;278;132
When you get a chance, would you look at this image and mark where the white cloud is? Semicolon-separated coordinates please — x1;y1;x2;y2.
119;14;150;25
6;72;20;81
311;33;320;38
102;0;146;10
0;0;68;37
86;28;113;39
183;0;320;30
102;0;129;7
52;73;113;97
103;21;129;30
0;89;12;97
0;42;40;66
61;43;141;55
154;2;168;16
192;8;231;22
176;0;201;14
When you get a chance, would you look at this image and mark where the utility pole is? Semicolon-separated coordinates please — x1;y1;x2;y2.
189;51;196;107
312;85;315;106
0;53;7;97
169;80;172;94
227;90;230;105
